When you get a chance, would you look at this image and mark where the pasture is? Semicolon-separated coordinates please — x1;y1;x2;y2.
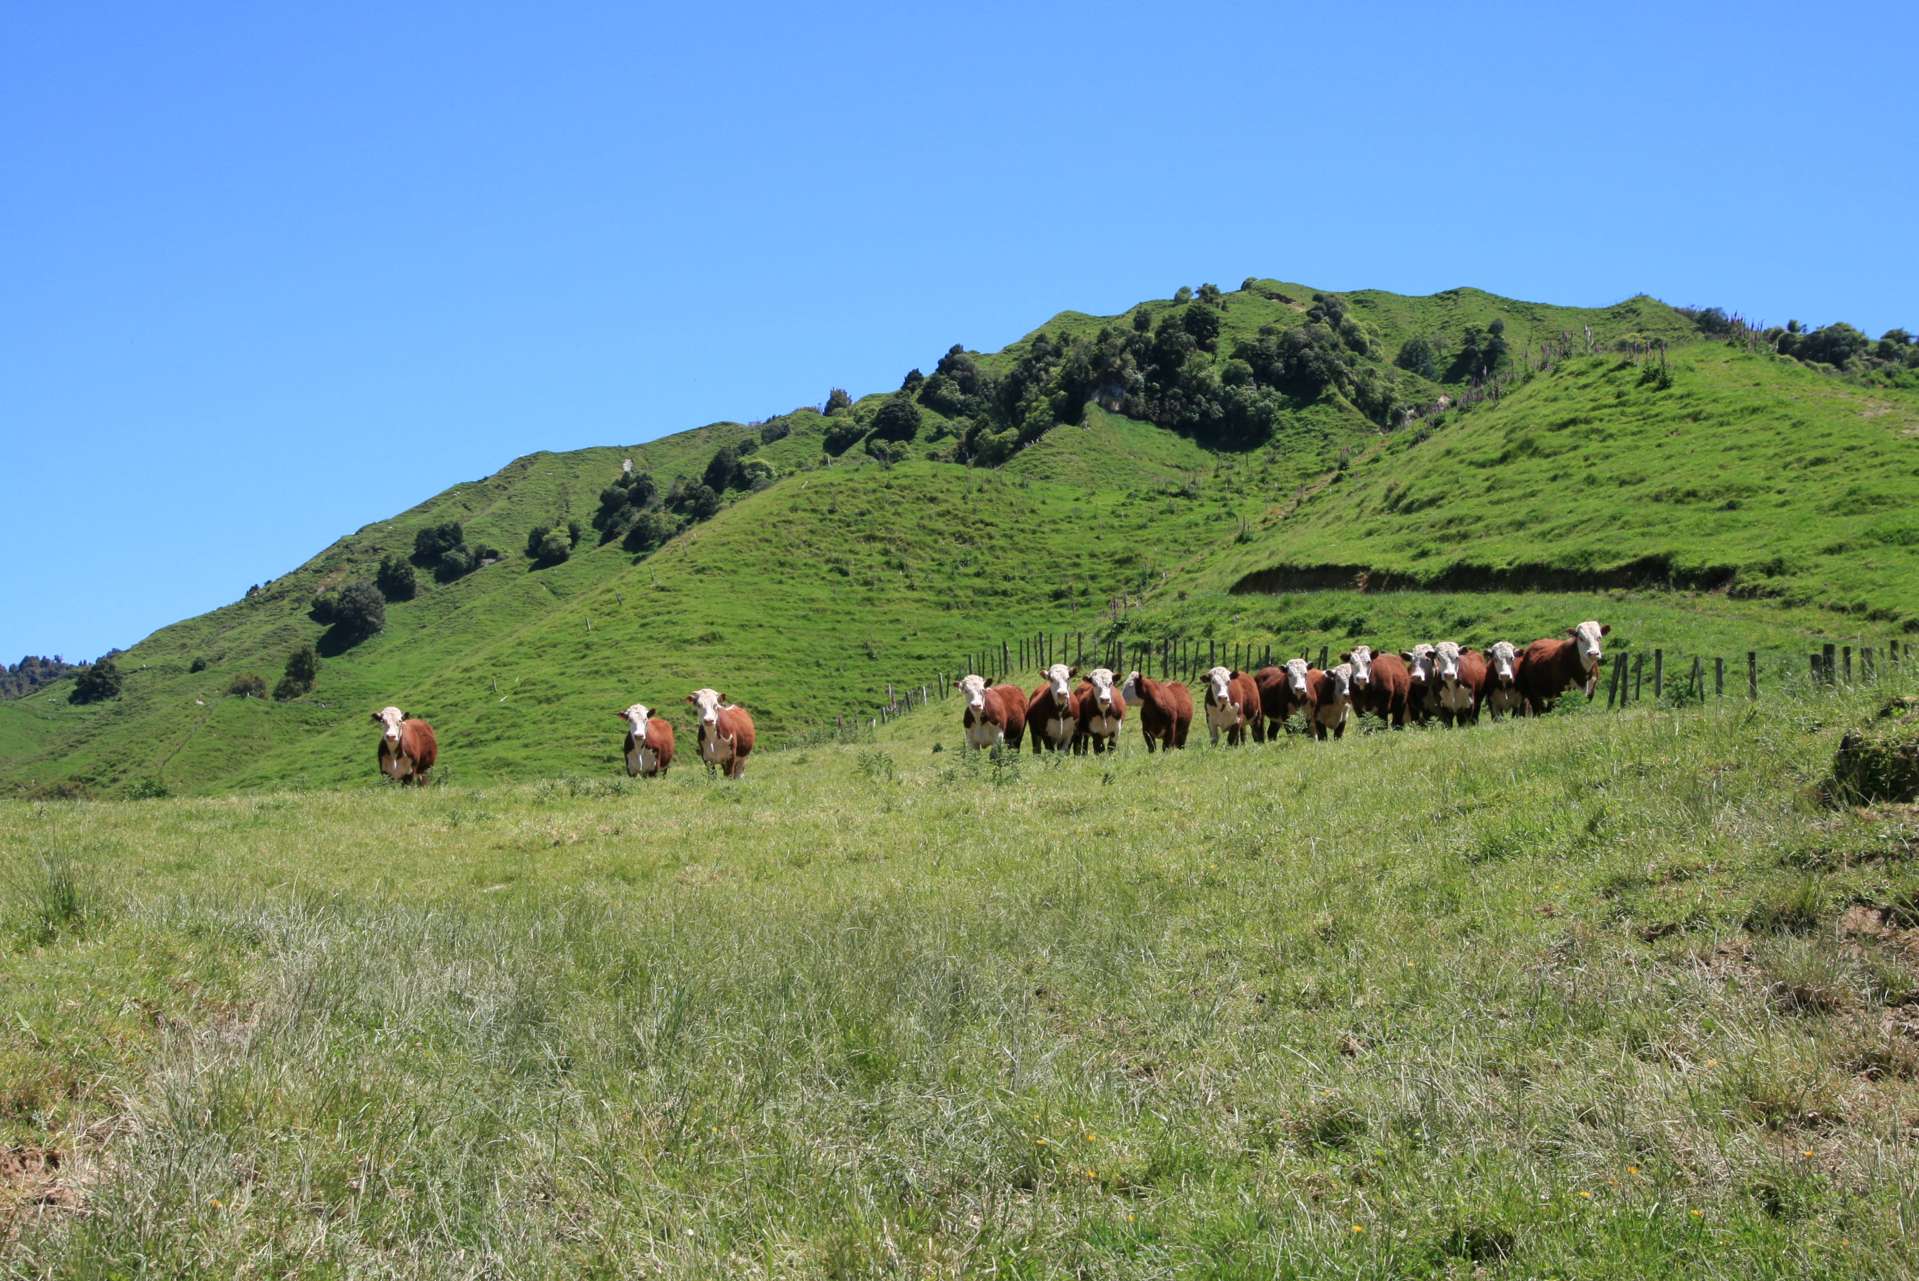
6;685;1919;1277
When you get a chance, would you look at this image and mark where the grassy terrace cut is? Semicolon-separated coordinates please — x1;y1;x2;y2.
6;688;1918;1276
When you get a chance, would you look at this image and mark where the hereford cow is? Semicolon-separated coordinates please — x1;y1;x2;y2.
1401;643;1440;724
1431;642;1487;727
687;687;755;778
1255;658;1315;737
1075;667;1127;754
1482;641;1525;720
371;706;437;785
956;673;1028;750
1517;620;1610;715
1121;671;1192;752
616;702;676;777
1309;663;1354;740
1345;645;1412;728
1026;663;1081;753
1201;665;1262;746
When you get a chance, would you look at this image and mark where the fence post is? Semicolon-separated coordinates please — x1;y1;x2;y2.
1715;656;1724;698
1748;651;1758;699
1893;638;1902;668
1863;647;1875;682
1317;645;1329;669
1689;656;1702;700
1634;653;1644;701
1653;649;1663;703
1823;643;1837;685
1002;640;1010;677
1843;645;1852;685
1607;653;1624;708
1811;654;1823;686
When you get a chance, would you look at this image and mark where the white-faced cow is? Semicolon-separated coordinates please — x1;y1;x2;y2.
1309;663;1354;740
616;702;676;777
1345;645;1412;728
1255;658;1315;738
1075;667;1127;754
372;706;438;785
1431;642;1487;727
1401;643;1440;724
687;687;755;778
1518;620;1610;715
1482;641;1525;720
956;673;1028;750
1026;663;1081;753
1121;671;1192;751
1201;665;1261;746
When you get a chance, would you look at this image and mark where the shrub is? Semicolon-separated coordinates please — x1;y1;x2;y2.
900;368;924;392
622;509;679;554
759;418;792;445
435;546;476;582
824;387;853;416
677;483;721;521
376;554;416;601
309;590;339;624
739;457;777;489
822;419;868;456
1395;336;1440;380
68;659;122;705
869;395;922;443
531;528;570;566
331;581;386;643
1172;286;1193;304
412;522;464;565
188;656;209;673
274;643;318;701
704;445;742;492
227;673;267;699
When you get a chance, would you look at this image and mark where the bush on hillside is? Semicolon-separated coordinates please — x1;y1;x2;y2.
376;554;416;601
1395;337;1440;380
188;656;209;673
68;659;122;705
328;581;385;648
227;673;267;699
869;395;921;443
822;418;868;456
309;590;339;624
759;418;792;445
1196;282;1225;308
704;445;742;492
622;509;679;554
1172;286;1193;304
274;644;319;701
824;388;853;416
412;522;464;565
673;482;721;521
739;457;777;490
900;368;924;393
1780;321;1870;370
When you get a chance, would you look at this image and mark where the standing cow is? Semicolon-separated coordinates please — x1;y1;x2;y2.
1121;671;1192;752
1345;645;1412;728
1075;667;1127;754
1482;641;1525;720
616;702;676;777
1517;621;1610;715
1401;644;1440;725
371;706;438;785
687;687;755;778
1201;665;1262;746
1431;643;1487;727
1027;663;1081;753
956;673;1028;750
1255;658;1315;738
1309;664;1354;740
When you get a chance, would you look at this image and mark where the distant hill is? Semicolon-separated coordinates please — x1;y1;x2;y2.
2;280;1913;796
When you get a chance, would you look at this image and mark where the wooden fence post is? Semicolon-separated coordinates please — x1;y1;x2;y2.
1811;654;1823;686
1748;651;1758;699
1715;656;1724;698
1843;645;1853;685
1653;649;1663;703
1633;654;1644;701
1002;640;1010;677
1688;656;1702;700
1863;647;1875;682
1823;643;1837;685
1317;645;1329;670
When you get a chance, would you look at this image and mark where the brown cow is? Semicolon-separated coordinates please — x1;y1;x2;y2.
372;706;437;785
956;673;1027;750
1431;642;1487;727
1308;664;1354;740
1344;645;1412;728
688;687;755;778
1255;658;1314;737
1121;671;1192;751
616;702;676;777
1026;663;1081;753
1201;665;1262;746
1075;667;1127;754
1401;643;1440;724
1517;620;1609;715
1482;641;1525;720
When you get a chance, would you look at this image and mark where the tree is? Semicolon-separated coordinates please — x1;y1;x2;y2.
69;658;122;704
1132;308;1152;333
275;644;319;700
532;528;570;566
900;368;925;392
1196;283;1225;308
332;581;386;644
1172;286;1193;304
1394;337;1439;380
412;522;464;564
226;673;266;699
759;418;792;445
869;395;922;443
677;483;721;520
309;590;339;624
1181;305;1222;350
188;656;209;673
525;524;552;558
376;554;416;601
1795;322;1869;368
1240;277;1259;292
622;509;678;554
824;388;853;416
567;520;584;547
704;444;742;492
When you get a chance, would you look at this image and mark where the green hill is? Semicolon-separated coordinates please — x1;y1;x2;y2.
3;282;1915;796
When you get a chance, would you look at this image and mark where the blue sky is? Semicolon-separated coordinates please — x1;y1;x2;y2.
4;1;1914;662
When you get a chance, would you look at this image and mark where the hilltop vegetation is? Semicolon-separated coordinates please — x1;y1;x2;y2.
0;281;1915;797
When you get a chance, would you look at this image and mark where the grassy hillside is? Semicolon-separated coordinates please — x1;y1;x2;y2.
6;684;1919;1276
3;282;1914;798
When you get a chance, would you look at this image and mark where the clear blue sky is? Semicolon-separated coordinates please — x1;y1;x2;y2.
4;1;1914;663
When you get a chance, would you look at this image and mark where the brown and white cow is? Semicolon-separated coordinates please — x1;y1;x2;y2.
1401;643;1440;724
1345;645;1412;728
616;702;676;777
1074;667;1127;754
1121;671;1192;752
1482;641;1525;720
372;706;438;785
687;687;755;778
1201;665;1261;746
1026;663;1081;753
1431;642;1487;727
1255;658;1315;737
1517;620;1610;715
956;673;1028;750
1309;663;1354;740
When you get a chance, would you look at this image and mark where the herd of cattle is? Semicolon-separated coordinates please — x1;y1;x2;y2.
959;621;1612;754
366;622;1609;784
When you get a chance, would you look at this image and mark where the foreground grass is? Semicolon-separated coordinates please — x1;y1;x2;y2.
5;689;1919;1276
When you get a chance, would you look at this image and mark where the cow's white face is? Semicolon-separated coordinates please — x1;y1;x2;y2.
1347;645;1374;689
1403;643;1435;687
689;687;725;727
372;706;405;744
1284;658;1310;696
1573;620;1608;670
1044;663;1075;701
957;673;988;712
1086;667;1118;709
618;703;653;733
1488;642;1518;686
1434;642;1462;686
1204;665;1233;706
1326;663;1353;702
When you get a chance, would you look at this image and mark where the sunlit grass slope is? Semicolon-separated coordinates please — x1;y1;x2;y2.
5;686;1919;1276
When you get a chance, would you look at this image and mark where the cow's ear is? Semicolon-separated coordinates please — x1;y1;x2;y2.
1401;650;1415;663
686;693;697;703
1339;651;1351;663
1567;627;1579;637
370;711;382;724
1599;624;1611;636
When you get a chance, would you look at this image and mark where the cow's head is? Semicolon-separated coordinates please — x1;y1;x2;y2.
1203;665;1233;707
956;673;989;713
1325;662;1354;703
1120;670;1142;702
687;688;726;727
1346;645;1375;690
371;706;405;745
1434;642;1463;686
617;703;653;733
1402;643;1436;688
1283;657;1311;696
1042;663;1076;701
1570;620;1609;671
1085;667;1119;710
1488;641;1519;687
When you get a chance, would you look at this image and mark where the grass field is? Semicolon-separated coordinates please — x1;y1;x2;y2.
6;681;1919;1277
